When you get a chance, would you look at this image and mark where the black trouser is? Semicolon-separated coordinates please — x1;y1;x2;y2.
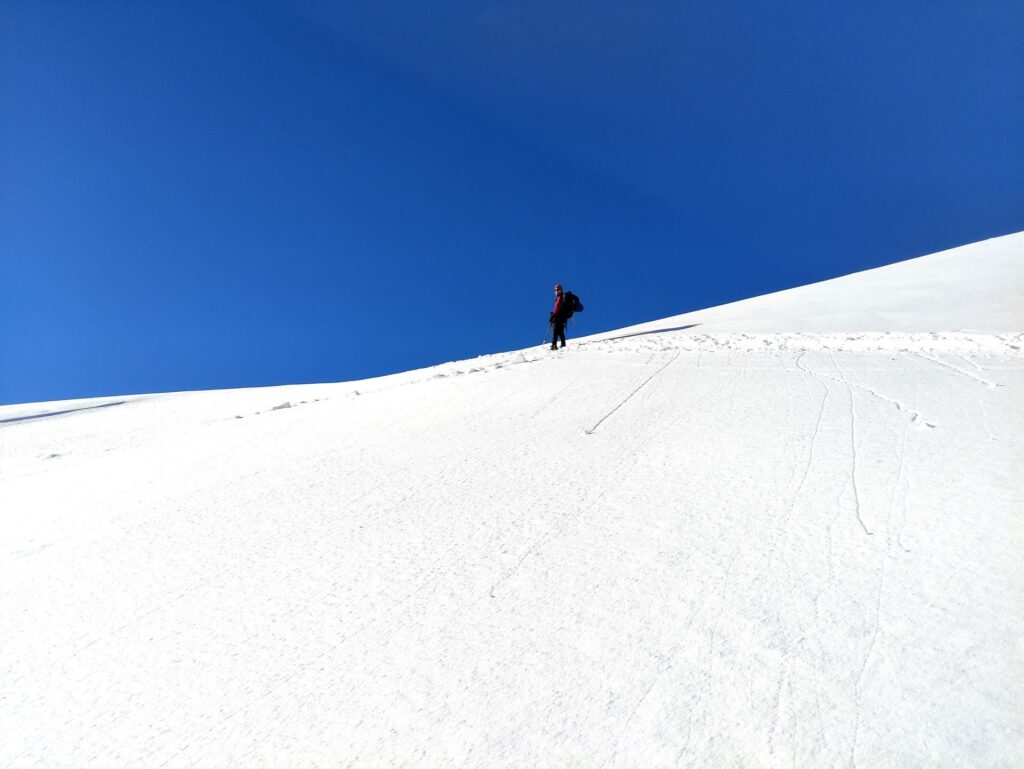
551;319;566;347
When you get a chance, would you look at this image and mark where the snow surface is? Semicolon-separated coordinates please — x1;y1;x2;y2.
2;233;1023;768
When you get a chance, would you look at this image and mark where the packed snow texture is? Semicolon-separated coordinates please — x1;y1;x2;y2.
2;233;1023;768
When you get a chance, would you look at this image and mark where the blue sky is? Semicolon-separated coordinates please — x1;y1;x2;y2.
2;1;1021;404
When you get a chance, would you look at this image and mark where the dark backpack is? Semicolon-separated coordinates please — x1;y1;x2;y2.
563;291;584;319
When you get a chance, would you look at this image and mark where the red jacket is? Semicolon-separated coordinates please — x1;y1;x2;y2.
552;293;565;321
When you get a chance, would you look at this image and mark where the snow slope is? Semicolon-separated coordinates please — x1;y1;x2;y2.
2;233;1023;768
595;231;1023;335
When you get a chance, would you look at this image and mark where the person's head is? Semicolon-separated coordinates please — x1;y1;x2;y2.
554;283;563;295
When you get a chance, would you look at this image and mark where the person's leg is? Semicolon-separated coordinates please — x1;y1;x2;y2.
550;321;563;349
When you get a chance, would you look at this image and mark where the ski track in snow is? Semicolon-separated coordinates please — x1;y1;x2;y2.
583;352;680;434
828;352;873;537
910;351;1002;388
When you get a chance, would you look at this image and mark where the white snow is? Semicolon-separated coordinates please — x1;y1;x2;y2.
2;232;1023;768
595;232;1024;335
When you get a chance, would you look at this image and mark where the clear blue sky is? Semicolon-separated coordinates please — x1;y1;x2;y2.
2;1;1021;404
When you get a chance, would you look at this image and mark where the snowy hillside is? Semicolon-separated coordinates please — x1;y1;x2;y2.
2;233;1023;768
597;231;1023;335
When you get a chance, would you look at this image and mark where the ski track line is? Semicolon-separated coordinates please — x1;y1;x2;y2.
607;526;737;763
911;351;1001;388
819;477;845;623
957;353;985;372
807;354;935;429
902;352;1002;442
895;379;921;555
691;508;756;749
530;375;582;419
910;354;999;443
609;458;750;768
764;351;830;760
850;416;910;769
974;391;996;442
487;536;549;599
487;444;636;600
602;653;675;769
602;376;764;766
583;352;680;435
828;354;873;537
792;353;829;525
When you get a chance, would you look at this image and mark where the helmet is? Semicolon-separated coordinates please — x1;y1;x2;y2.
554;284;563;291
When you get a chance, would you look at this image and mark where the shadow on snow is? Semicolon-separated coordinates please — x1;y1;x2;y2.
599;323;701;342
0;400;128;425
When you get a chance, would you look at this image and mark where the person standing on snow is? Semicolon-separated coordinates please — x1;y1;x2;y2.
549;284;570;350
